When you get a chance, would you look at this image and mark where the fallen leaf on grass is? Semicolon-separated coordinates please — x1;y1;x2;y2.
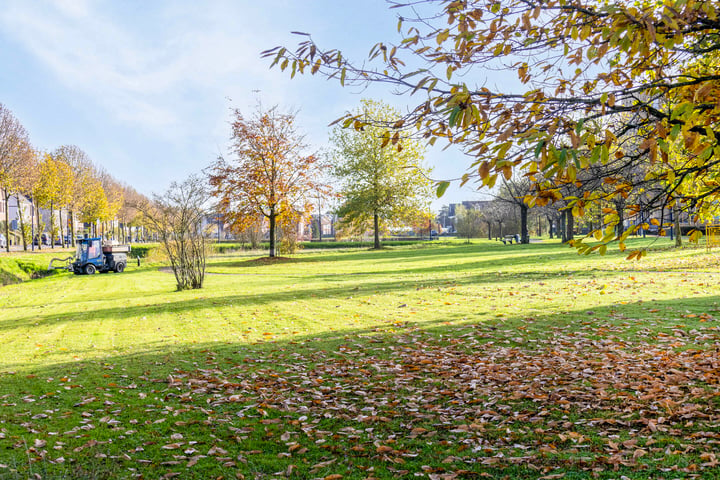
207;445;228;456
310;458;336;473
161;443;183;450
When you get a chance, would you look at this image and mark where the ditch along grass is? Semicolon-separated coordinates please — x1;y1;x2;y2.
0;239;719;479
0;249;73;286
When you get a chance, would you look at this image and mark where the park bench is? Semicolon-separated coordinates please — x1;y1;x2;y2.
501;234;519;244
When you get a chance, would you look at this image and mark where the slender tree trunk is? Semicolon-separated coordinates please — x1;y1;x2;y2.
36;202;42;251
566;212;574;243
486;221;492;240
268;206;276;257
69;211;75;246
16;195;27;251
520;204;529;244
615;201;625;237
59;209;64;247
673;204;682;247
547;215;554;239
50;201;56;249
30;196;34;251
536;213;542;237
373;211;380;249
3;191;10;252
641;212;646;238
317;199;322;242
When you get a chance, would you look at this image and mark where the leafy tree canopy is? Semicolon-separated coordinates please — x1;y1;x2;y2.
265;0;720;254
208;105;328;257
455;204;483;242
330;99;432;248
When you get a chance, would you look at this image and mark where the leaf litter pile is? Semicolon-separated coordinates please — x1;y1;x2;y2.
2;322;719;479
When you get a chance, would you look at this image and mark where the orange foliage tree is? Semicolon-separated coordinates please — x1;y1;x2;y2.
208;105;328;257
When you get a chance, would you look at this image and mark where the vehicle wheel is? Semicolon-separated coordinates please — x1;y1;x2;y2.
84;264;96;275
115;262;125;273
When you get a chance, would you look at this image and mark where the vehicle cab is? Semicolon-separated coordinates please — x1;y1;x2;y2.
72;237;104;274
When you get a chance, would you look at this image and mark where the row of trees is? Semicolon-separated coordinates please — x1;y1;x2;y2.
0;102;211;292
451;170;689;246
0;103;146;252
265;0;720;257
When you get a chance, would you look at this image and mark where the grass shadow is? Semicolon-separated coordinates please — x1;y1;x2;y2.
1;291;719;478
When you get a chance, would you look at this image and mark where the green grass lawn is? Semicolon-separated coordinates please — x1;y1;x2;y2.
0;238;719;479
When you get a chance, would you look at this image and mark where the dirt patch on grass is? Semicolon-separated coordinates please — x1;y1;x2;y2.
239;256;294;266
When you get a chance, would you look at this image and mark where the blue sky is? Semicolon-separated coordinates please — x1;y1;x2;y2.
0;0;488;211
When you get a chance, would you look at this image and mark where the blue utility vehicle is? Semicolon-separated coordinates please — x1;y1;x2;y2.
71;237;129;275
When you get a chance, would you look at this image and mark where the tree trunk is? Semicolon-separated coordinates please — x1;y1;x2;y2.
4;191;10;252
50;201;56;249
615;201;625;237
373;212;380;249
317;200;322;242
566;212;574;243
486;221;492;240
69;211;75;246
536;214;542;237
30;197;34;251
16;195;27;251
35;201;42;251
59;209;64;247
520;204;529;243
673;204;682;247
268;206;276;257
641;212;646;238
546;215;554;239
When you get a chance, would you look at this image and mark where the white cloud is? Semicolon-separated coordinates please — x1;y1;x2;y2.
0;0;476;206
0;1;278;139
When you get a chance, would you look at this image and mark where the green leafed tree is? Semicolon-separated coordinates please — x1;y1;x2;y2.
454;205;483;243
330;99;432;249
